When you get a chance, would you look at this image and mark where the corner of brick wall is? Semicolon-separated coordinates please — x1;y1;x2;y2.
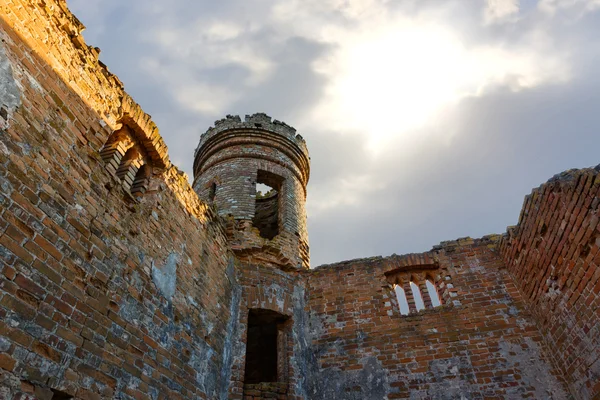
500;165;600;398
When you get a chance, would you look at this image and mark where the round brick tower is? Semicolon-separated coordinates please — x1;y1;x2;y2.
193;113;310;270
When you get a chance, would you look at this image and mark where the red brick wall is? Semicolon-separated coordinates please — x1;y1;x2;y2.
0;5;237;399
1;1;597;400
500;167;600;398
229;264;307;399
305;242;568;399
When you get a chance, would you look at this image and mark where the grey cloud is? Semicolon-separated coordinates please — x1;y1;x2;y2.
227;36;333;122
308;66;600;265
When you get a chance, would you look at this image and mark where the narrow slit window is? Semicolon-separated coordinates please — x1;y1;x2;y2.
426;280;441;307
209;182;217;202
394;285;410;315
410;282;425;311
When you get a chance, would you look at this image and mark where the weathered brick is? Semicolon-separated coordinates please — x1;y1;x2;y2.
0;1;596;399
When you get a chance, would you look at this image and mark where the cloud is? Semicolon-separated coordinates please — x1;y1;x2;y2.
300;1;571;153
538;0;600;16
484;0;520;24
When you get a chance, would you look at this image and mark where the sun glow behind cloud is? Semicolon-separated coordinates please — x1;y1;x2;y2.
310;17;571;151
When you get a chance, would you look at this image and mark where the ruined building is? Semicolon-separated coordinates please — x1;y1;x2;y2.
0;1;599;399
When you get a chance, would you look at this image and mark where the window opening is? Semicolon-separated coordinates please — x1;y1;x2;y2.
130;164;150;196
410;282;425;311
253;170;283;240
209;182;217;202
256;183;272;196
426;280;441;307
394;285;410;315
244;309;288;384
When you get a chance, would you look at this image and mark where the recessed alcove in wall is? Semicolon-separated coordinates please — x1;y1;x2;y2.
253;170;283;240
244;309;289;384
208;182;217;202
51;388;74;400
100;121;154;199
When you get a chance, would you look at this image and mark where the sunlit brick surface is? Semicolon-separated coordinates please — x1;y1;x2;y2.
0;1;597;399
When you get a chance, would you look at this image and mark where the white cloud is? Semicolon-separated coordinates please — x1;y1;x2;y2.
308;173;386;215
484;0;520;24
307;14;570;151
538;0;600;16
139;56;239;115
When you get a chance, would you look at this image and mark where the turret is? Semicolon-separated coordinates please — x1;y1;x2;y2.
193;113;310;269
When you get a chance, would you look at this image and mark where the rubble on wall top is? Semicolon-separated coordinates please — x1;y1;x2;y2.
196;113;308;157
431;234;502;251
547;164;600;183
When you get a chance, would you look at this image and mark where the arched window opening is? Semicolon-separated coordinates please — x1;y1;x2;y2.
116;147;143;191
426;280;441;307
394;284;410;316
130;164;151;197
410;281;425;312
100;127;134;174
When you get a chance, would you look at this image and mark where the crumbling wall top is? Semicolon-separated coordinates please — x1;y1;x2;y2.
195;113;308;158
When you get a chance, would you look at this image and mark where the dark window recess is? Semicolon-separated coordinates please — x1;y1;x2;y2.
244;309;288;384
52;389;74;399
209;182;217;202
130;164;151;196
253;170;283;240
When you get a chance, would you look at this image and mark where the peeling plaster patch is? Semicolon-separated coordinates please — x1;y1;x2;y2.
189;341;218;397
152;253;178;301
219;257;241;400
0;40;21;130
499;338;568;399
21;69;43;93
291;283;317;399
409;357;477;399
310;356;390;400
0;370;21;400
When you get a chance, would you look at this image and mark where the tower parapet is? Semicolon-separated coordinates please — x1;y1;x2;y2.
193;113;310;269
195;113;308;158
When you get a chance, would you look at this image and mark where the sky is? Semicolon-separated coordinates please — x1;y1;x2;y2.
67;0;600;267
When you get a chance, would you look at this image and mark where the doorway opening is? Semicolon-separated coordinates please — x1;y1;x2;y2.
244;309;289;384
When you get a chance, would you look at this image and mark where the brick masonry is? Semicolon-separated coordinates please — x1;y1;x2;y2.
0;1;236;398
500;167;600;398
0;1;598;399
193;113;310;271
303;243;568;399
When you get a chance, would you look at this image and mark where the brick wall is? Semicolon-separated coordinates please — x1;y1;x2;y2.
304;242;569;399
1;1;598;399
500;166;600;398
228;263;311;400
0;3;239;398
